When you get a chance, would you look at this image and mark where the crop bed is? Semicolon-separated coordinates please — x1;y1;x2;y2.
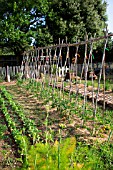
0;79;113;169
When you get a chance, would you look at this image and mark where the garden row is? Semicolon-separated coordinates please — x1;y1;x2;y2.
0;84;86;169
0;86;42;169
0;78;113;169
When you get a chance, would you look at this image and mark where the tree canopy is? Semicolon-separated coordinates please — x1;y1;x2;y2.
0;0;48;55
0;0;111;56
42;0;108;45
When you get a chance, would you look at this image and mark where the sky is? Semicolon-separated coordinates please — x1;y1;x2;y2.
107;0;113;33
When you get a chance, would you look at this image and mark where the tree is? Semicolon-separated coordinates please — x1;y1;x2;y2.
0;0;109;55
0;0;48;55
33;0;108;64
34;27;53;47
45;0;84;44
44;0;108;44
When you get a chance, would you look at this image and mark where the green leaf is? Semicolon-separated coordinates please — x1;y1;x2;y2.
92;54;95;59
105;48;109;51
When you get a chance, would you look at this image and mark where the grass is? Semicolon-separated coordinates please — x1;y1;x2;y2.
80;79;113;91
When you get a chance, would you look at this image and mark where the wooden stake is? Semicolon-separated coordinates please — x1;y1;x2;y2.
94;28;108;119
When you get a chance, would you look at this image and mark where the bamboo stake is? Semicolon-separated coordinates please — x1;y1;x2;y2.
58;38;62;99
43;49;47;87
67;46;72;101
93;29;108;133
61;40;65;100
24;33;113;53
37;49;40;79
59;47;62;99
53;48;57;95
41;49;44;90
75;46;79;85
89;39;95;111
32;51;36;79
35;49;38;79
36;49;40;92
45;48;49;83
49;48;54;99
45;48;50;96
103;62;106;113
49;48;52;85
47;48;52;98
82;33;88;124
55;48;59;84
74;44;79;106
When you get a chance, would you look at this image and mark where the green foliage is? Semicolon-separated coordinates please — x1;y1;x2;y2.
0;0;109;55
35;27;53;47
0;47;14;55
45;0;107;44
0;75;5;82
23;137;77;170
1;79;113;169
105;80;110;91
51;64;57;75
0;0;49;54
21;134;113;170
74;142;113;170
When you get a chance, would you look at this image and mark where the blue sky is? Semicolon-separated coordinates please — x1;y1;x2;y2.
107;0;113;33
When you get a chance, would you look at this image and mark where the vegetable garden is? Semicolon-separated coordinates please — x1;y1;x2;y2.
0;32;113;169
0;79;113;170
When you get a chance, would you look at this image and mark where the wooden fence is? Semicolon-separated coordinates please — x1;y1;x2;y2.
0;62;113;80
0;32;113;82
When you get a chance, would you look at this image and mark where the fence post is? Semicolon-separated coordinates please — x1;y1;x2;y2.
6;65;10;82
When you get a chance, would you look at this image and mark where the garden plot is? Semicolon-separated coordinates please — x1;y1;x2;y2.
0;107;21;169
5;80;112;141
0;79;113;169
